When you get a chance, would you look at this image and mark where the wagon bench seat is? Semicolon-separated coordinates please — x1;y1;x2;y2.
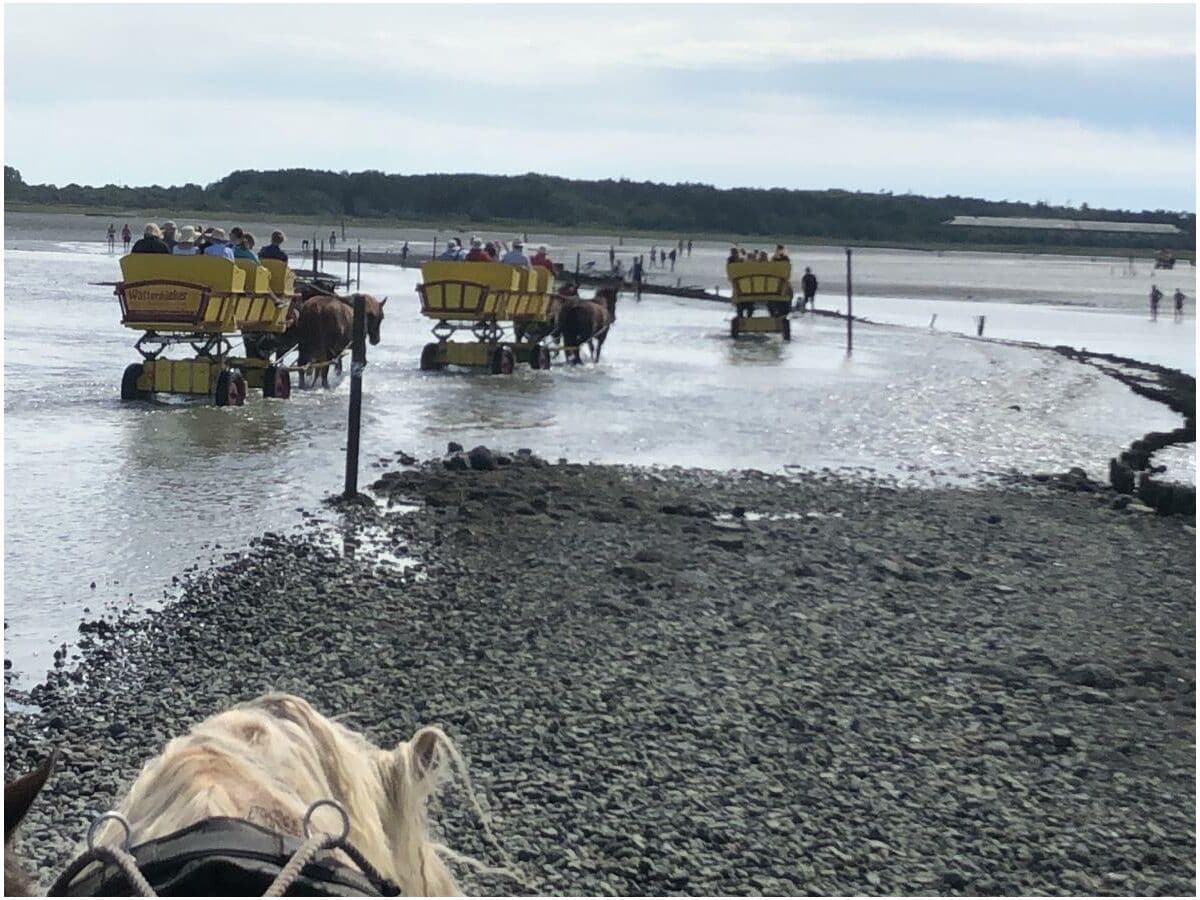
726;260;793;302
418;261;559;323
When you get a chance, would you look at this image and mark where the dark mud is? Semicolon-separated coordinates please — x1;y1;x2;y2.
5;453;1196;896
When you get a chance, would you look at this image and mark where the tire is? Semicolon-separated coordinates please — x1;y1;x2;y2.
120;363;145;401
420;343;443;371
530;346;551;370
214;370;246;407
263;365;291;399
730;318;739;338
781;317;792;342
490;346;515;375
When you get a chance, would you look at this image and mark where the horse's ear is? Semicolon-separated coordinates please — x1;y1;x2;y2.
5;750;58;842
410;727;442;781
379;297;387;308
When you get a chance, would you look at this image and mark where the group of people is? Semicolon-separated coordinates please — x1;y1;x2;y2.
1149;284;1187;321
728;244;792;264
124;221;289;264
436;236;556;271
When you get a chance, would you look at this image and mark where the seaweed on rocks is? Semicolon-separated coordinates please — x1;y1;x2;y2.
5;452;1195;896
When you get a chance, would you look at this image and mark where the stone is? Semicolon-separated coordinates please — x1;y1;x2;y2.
467;446;497;471
1064;663;1121;690
1109;458;1136;494
442;453;468;471
447;441;463;453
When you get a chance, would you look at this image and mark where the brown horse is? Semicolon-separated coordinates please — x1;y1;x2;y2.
555;286;618;364
5;751;57;896
291;293;386;387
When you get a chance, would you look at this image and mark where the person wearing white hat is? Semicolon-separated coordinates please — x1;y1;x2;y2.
202;227;235;260
500;237;530;266
171;225;200;256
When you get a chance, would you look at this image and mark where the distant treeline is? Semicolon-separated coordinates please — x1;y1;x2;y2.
5;165;1194;251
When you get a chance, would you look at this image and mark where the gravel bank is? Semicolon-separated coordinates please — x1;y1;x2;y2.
5;453;1195;896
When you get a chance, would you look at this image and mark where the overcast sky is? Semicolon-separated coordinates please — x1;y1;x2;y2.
4;3;1195;211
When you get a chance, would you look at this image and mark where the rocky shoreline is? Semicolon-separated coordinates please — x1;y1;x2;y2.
4;451;1195;896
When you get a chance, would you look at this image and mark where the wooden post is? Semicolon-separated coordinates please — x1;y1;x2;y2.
356;243;362;289
432;236;438;260
845;247;853;355
344;294;366;498
345;247;352;289
977;315;986;337
341;219;346;241
575;252;581;280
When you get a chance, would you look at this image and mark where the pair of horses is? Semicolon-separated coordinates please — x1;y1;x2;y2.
7;693;498;896
254;291;387;388
516;284;619;365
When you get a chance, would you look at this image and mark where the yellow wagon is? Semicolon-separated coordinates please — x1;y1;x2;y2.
114;255;297;405
416;262;562;373
726;260;793;340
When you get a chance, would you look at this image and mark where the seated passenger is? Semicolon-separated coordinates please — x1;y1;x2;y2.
500;239;531;266
727;246;741;263
757;250;769;262
464;238;492;261
259;230;288;262
131;223;170;254
772;244;790;262
234;233;261;263
437;238;464;260
530;245;555;271
484;241;499;260
171;225;200;256
202;227;236;260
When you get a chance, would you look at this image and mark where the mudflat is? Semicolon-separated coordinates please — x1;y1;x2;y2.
5;451;1194;895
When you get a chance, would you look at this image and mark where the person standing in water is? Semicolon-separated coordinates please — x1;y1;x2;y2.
800;266;818;313
1150;284;1163;320
1174;288;1186;321
121;223;132;252
106;223;116;252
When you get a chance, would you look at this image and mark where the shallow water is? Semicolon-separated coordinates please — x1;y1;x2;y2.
3;237;1192;681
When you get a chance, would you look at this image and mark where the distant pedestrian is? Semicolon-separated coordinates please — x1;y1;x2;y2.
632;255;644;301
329;230;337;250
1150;284;1163;320
686;239;692;257
106;223;116;252
650;246;657;267
121;223;132;252
801;266;818;312
401;241;409;264
609;245;615;269
1174;288;1186;321
668;248;677;271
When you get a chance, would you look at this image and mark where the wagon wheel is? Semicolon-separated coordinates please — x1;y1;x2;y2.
420;343;444;371
214;370;247;407
531;345;551;370
730;318;740;338
263;365;291;399
120;363;145;401
781;317;792;342
489;346;515;375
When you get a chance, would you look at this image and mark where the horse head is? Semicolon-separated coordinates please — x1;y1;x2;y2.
350;293;387;345
6;750;57;896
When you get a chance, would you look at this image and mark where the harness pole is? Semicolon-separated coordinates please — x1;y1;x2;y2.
845;247;853;355
344;294;367;498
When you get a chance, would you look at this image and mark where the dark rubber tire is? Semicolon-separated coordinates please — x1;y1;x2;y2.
490;346;515;375
214;369;234;407
530;346;551;370
730;318;739;338
420;343;443;371
120;363;145;401
264;365;291;399
232;372;247;406
781;318;792;342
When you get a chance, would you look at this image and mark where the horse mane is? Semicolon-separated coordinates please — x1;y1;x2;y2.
87;693;509;896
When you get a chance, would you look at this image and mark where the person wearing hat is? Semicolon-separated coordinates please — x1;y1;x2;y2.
500;237;530;266
465;237;492;262
172;225;200;256
160;221;178;250
437;237;464;260
202;227;235;260
131;223;170;254
530;244;555;271
259;230;288;262
772;244;790;262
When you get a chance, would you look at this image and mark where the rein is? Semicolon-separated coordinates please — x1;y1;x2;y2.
49;803;401;898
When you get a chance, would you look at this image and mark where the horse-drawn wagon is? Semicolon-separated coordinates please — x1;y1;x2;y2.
726;260;793;341
113;255;297;405
417;262;562;373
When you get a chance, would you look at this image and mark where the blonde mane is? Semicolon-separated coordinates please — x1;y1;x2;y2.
89;694;467;895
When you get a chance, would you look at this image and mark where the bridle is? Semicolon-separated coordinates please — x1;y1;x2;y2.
48;802;401;897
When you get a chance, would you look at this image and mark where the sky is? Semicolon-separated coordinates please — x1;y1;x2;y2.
3;2;1196;211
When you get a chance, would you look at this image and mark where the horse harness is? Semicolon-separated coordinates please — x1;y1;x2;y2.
48;803;402;897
